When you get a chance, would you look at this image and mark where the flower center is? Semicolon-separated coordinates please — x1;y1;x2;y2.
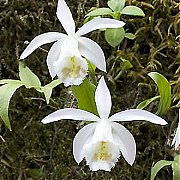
55;55;88;86
83;140;120;171
93;141;112;162
61;56;86;78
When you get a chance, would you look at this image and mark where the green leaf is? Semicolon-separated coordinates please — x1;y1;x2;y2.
41;79;61;104
150;160;172;180
26;168;44;179
172;155;180;180
84;16;94;24
85;8;113;17
137;96;160;109
19;61;41;88
0;81;23;130
88;61;97;85
108;0;125;12
121;6;145;17
125;33;136;40
0;79;23;85
72;78;98;115
44;79;61;89
105;27;125;47
148;72;171;115
120;58;133;70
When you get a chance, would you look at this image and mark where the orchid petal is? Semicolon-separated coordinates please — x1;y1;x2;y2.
76;17;125;36
56;0;75;35
41;108;100;124
171;124;180;149
20;32;66;59
73;123;96;163
109;109;167;125
112;122;136;165
46;40;65;79
95;77;112;120
78;37;106;72
171;109;180;149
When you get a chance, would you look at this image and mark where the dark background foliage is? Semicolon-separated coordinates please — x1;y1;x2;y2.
0;0;179;179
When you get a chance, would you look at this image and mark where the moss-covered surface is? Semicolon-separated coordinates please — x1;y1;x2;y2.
0;0;179;179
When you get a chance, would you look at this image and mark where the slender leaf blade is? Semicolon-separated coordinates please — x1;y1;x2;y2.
172;155;180;180
0;79;24;85
148;72;171;115
150;160;172;180
0;81;23;130
137;96;160;109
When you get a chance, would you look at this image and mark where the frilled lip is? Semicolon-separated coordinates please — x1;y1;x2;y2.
54;55;88;87
73;120;136;168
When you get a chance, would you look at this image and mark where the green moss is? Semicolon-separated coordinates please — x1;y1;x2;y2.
0;0;179;179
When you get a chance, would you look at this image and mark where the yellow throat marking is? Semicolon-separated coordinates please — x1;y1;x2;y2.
61;56;86;78
93;141;112;161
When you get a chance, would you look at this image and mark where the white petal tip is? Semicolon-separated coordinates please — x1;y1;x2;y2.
41;118;51;124
158;121;168;125
122;22;126;27
50;74;56;80
19;54;25;59
128;160;134;166
101;68;107;73
41;120;47;124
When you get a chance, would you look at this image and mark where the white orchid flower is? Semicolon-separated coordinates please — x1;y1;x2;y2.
41;76;167;171
171;109;180;150
20;0;125;86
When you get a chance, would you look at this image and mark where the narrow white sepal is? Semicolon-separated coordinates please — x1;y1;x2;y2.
76;17;125;36
41;108;100;124
95;77;112;120
56;0;75;35
20;32;66;59
109;109;168;125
